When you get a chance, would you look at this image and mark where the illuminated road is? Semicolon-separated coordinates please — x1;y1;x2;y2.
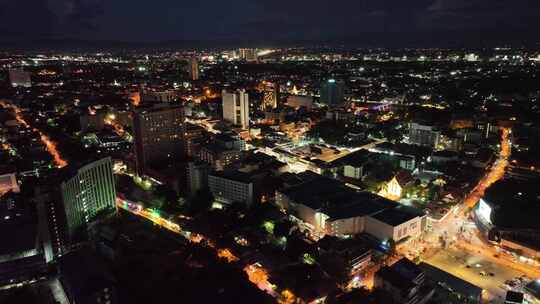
116;196;295;303
463;128;510;210
0;100;68;168
417;127;531;302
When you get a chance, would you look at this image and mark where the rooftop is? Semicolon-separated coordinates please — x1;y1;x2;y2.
281;175;400;219
419;263;482;297
370;205;425;227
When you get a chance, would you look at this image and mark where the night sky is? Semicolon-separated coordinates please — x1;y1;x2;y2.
1;0;539;46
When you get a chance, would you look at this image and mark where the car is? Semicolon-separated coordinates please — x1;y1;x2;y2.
479;271;487;276
488;272;495;277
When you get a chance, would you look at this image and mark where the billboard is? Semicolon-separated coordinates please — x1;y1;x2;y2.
477;199;492;224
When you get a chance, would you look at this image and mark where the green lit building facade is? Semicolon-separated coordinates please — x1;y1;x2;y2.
61;157;116;239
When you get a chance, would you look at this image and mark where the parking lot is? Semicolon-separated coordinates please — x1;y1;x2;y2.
424;247;534;303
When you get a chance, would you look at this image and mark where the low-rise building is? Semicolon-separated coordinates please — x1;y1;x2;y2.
276;175;426;241
199;144;243;171
418;263;483;304
365;206;424;243
317;236;372;273
0;171;19;194
374;258;434;304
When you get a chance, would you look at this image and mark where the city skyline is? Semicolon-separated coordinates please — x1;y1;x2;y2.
1;29;540;303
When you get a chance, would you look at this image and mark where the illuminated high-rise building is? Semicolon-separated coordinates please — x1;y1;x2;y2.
238;48;258;62
133;105;185;174
222;89;249;129
9;69;32;88
187;57;199;80
263;82;279;109
320;79;345;107
61;157;116;239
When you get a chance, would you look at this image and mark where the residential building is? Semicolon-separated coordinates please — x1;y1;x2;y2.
398;155;416;171
374;258;434;304
408;123;440;148
61;158;116;239
8;69;32;88
140;90;176;103
317;236;372;273
199;134;244;171
133;105;185;174
222;89;249;129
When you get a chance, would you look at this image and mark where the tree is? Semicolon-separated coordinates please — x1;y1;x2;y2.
154;184;179;213
274;220;294;238
187;190;214;215
319;253;351;286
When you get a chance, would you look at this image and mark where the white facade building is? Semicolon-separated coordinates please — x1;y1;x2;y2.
208;172;253;206
222;89;249;129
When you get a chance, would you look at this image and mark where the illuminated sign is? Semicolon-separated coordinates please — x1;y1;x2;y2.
477;199;492;224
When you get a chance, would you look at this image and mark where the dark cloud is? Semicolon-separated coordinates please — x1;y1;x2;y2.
0;0;539;45
0;0;105;39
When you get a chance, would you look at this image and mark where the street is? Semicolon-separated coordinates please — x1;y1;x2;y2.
416;128;540;303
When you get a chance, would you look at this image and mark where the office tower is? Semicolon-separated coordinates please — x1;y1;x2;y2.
238;48;258;62
133;105;185;174
9;69;32;88
320;79;345;107
222;89;249;129
61;158;116;239
187;57;199;80
263;82;279;109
